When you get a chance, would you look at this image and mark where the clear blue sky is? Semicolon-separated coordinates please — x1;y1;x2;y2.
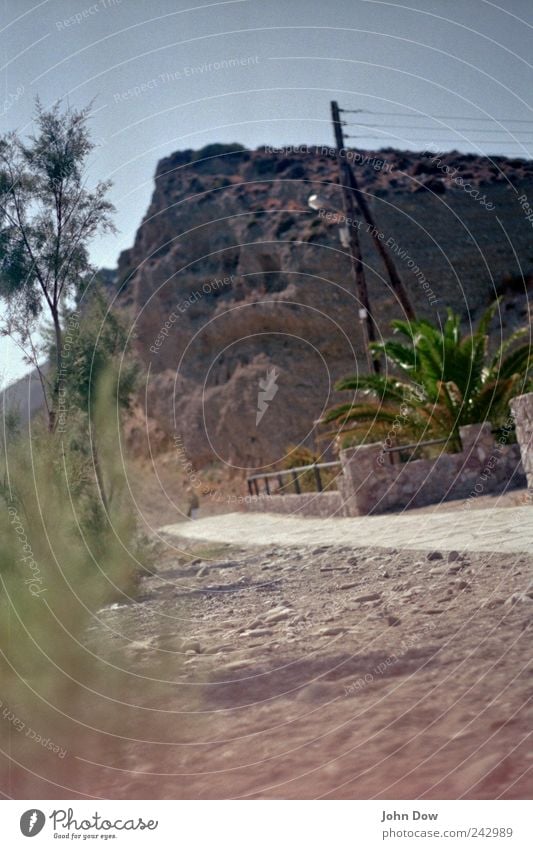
1;0;532;383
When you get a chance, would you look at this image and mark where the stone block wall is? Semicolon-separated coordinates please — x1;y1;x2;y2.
511;392;533;490
244;402;530;518
243;491;345;518
340;423;525;515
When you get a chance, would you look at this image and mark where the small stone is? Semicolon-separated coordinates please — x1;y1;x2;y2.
387;615;401;627
290;614;306;625
447;550;460;562
197;565;209;577
455;579;470;590
352;592;382;603
264;607;292;624
182;639;202;653
378;568;390;578
427;551;443;561
483;598;505;609
339;582;359;590
240;628;273;638
317;626;345;636
506;593;532;606
221;660;254;672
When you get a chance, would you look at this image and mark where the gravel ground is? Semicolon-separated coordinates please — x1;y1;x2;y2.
56;533;533;800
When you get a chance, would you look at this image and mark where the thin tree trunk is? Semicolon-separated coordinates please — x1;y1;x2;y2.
49;307;63;433
92;438;109;514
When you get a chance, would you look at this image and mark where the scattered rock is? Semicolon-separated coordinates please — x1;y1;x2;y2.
182;639;202;653
447;551;460;562
427;551;444;561
387;615;401;627
197;565;209;577
264;607;292;624
482;598;505;609
317;626;345;637
352;592;382;603
220;660;254;672
240;628;273;638
505;593;533;606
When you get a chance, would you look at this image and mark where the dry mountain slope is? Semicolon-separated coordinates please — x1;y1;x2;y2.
115;144;533;470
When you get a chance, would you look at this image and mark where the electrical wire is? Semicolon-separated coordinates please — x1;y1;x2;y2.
342;123;533;135
343;134;532;146
340;109;533;124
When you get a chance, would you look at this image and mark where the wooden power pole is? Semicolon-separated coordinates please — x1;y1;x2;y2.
331;101;416;322
330;102;379;374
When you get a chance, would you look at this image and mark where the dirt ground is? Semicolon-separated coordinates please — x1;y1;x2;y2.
6;528;532;800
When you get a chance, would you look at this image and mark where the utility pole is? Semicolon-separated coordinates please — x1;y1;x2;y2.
331;101;416;321
331;102;379;374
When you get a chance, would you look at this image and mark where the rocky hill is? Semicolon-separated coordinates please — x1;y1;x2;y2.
116;144;533;470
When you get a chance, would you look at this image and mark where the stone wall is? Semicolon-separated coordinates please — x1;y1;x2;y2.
340;423;525;515
511;392;533;490
244;491;345;518
244;417;528;518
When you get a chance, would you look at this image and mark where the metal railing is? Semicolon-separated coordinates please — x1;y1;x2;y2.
247;461;341;496
247;428;513;496
382;436;452;464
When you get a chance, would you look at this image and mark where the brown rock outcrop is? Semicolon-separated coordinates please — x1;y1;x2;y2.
116;144;533;469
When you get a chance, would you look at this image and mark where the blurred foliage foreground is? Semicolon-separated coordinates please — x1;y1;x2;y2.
0;371;150;796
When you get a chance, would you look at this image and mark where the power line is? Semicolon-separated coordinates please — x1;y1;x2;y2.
343;134;532;145
342;123;533;135
340;109;533;124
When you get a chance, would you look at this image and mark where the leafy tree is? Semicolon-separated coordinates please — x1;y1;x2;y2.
322;302;532;450
0;99;115;431
48;284;140;511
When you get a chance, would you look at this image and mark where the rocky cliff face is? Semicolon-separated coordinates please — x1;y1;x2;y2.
116;144;533;470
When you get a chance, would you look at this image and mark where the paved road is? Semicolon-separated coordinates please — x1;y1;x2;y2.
161;504;533;554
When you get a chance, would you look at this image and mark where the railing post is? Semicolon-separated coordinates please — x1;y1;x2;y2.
253;478;259;496
291;470;301;494
247;479;253;495
277;474;284;493
313;463;323;491
264;477;270;495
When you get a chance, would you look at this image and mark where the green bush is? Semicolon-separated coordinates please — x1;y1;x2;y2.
0;372;145;771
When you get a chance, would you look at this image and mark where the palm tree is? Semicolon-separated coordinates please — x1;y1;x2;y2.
322;301;532;451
